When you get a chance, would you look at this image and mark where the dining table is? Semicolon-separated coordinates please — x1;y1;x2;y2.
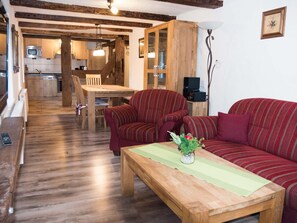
81;84;135;132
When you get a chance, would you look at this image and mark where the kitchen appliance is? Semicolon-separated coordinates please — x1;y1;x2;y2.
26;46;42;58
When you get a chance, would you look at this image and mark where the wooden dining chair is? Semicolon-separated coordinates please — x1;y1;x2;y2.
86;74;101;85
86;74;110;106
72;75;107;129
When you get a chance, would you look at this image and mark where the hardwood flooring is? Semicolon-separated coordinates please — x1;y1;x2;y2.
14;97;180;223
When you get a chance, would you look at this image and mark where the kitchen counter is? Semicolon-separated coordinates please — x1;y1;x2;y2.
25;74;58;98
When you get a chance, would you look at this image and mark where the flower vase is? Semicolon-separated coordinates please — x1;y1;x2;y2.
180;152;195;164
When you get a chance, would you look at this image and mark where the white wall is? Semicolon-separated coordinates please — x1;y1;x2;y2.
1;0;23;118
128;28;145;90
178;0;297;115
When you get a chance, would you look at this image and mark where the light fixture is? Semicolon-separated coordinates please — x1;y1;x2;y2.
107;0;118;15
93;24;105;57
199;21;223;115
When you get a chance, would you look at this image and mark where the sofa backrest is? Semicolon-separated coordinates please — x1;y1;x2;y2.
129;89;187;123
229;98;297;162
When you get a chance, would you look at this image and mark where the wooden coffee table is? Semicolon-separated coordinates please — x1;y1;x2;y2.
121;142;285;223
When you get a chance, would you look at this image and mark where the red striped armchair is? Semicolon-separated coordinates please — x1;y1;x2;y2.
183;98;297;223
104;89;188;155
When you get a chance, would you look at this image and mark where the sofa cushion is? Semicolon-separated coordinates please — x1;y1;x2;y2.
118;122;157;143
217;112;250;144
204;140;297;211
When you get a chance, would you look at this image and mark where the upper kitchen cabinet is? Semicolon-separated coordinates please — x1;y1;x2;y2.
42;39;60;59
24;38;60;59
143;20;198;95
72;40;88;60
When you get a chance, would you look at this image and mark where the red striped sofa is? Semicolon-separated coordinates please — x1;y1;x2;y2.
183;98;297;223
105;89;188;155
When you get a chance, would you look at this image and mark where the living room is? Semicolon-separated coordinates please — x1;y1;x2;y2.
0;0;296;222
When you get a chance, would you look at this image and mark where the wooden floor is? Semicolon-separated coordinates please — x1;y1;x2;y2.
14;97;180;223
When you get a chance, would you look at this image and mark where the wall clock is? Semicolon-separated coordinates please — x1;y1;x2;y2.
261;6;287;39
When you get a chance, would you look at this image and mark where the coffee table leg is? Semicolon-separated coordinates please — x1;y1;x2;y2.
182;207;208;223
121;152;134;196
259;189;285;223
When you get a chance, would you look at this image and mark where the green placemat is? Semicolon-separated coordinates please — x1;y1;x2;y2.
130;143;270;197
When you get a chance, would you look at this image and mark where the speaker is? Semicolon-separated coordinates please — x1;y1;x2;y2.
192;91;206;102
184;77;200;90
183;77;200;99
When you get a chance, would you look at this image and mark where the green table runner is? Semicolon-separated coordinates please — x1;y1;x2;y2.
130;143;270;197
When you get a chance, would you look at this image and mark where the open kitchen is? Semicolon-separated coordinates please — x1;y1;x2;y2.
24;36;129;103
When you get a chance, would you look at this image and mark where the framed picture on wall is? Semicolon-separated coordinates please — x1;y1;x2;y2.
138;38;144;58
11;24;19;73
261;6;287;39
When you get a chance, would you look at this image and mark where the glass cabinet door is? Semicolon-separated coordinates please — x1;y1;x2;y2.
144;24;168;90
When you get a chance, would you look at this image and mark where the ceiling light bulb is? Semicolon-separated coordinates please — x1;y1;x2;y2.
110;6;118;14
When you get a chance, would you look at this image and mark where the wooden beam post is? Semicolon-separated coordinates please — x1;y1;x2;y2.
61;36;72;107
115;37;125;86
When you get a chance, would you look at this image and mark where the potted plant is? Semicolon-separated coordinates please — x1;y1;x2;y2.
168;131;204;164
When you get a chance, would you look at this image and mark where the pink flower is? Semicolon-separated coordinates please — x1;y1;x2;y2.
185;135;193;140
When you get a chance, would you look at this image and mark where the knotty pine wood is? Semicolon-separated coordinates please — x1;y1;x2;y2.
14;97;180;223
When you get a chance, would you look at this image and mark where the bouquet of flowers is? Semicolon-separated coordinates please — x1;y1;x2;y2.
168;131;204;155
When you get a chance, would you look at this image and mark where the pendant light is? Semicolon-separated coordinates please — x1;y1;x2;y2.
93;24;105;57
107;0;118;15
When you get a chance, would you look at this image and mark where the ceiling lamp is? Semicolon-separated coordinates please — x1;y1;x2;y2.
93;24;105;57
107;0;118;15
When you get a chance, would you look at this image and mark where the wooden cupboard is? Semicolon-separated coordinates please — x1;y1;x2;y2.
72;40;88;60
24;38;60;59
144;20;198;95
24;38;89;59
187;101;208;116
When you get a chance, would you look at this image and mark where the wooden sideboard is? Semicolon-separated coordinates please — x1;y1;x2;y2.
187;101;208;116
0;117;25;223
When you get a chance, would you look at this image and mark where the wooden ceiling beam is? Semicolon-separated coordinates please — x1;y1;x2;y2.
15;12;153;28
22;34;112;43
21;28;128;40
10;0;175;21
19;22;133;33
153;0;223;9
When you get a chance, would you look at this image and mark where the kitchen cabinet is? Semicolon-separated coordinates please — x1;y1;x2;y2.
72;40;88;60
144;20;198;95
42;39;60;59
26;75;57;98
24;38;61;59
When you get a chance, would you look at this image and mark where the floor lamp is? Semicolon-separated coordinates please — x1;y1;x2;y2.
199;21;223;116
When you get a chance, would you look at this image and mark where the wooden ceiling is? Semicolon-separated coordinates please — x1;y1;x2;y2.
10;0;223;42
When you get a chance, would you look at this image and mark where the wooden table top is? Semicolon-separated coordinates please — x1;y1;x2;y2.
81;85;135;93
121;142;285;222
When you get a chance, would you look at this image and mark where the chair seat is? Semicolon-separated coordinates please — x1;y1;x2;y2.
204;140;297;211
118;122;157;143
95;98;109;106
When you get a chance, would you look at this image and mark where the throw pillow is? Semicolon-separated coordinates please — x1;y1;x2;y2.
217;112;250;144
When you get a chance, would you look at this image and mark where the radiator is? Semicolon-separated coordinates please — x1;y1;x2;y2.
10;88;29;122
10;88;28;165
11;88;28;122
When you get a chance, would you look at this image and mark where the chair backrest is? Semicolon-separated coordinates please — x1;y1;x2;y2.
86;74;101;85
129;89;188;123
72;75;86;105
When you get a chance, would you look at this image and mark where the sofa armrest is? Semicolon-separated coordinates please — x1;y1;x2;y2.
157;109;188;129
183;116;218;139
104;104;138;128
157;109;188;142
